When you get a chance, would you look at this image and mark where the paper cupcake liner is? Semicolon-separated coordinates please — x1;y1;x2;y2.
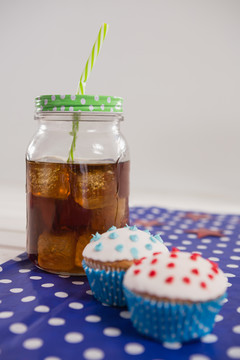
123;286;227;343
82;260;126;307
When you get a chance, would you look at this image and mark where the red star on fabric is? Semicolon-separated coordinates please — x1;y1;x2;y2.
185;228;224;239
134;220;164;227
184;213;211;221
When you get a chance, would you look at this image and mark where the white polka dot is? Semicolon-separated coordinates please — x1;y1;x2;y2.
187;234;197;239
19;269;31;273
182;240;192;245
124;343;145;355
64;332;83;343
48;318;65;326
217;243;227;248
213;250;223;254
68;302;84;310
44;357;61;360
71;95;76;100
176;246;186;250
10;288;23;293
94;95;99;101
189;355;211;360
169;235;178;240
44;99;48;105
220;237;230;242
237;307;240;313
41;283;54;288
86;290;93;295
61;106;65;111
174;229;183;234
208;257;219;262
233;325;240;334
0;266;2;272
60;95;65;99
224;273;236;278
51;95;56;101
89;105;94;111
81;98;86;105
21;296;36;303
227;264;239;268
234;248;240;253
0;279;12;283
215;314;223;322
54;292;68;298
227;347;240;359
201;239;212;244
83;348;105;360
85;315;101;323
201;334;218;343
34;305;50;313
197;245;207;249
163;226;171;230
230;256;240;261
162;342;182;350
164;242;172;247
100;104;104;110
53;107;57;111
236;241;240;246
72;281;84;285
69;106;74;111
119;311;131;319
23;338;43;350
107;97;111;103
103;327;121;337
30;276;42;280
0;311;14;319
9;322;27;334
224;230;233;235
12;256;22;262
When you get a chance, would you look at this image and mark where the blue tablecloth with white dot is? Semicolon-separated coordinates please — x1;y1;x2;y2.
0;207;240;360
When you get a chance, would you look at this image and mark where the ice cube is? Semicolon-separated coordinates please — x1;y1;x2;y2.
91;198;129;233
75;232;92;267
38;231;76;271
27;161;70;200
72;167;117;209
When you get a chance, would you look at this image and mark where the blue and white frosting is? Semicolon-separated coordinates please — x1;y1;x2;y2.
82;226;169;262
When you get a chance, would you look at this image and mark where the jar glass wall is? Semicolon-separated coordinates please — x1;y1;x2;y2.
26;111;130;275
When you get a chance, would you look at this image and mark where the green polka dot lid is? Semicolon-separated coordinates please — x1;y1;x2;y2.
35;95;123;113
82;225;169;263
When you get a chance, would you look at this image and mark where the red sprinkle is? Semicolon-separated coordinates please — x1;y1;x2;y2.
167;262;175;268
134;260;142;266
208;274;214;279
153;252;161;256
149;270;157;277
200;281;207;289
183;277;190;284
172;247;180;252
212;267;219;274
151;258;158;264
165;276;174;284
134;269;141;275
208;259;218;268
191;268;199;275
170;253;178;258
190;254;199;261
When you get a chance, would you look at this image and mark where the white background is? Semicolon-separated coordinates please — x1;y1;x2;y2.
0;0;240;228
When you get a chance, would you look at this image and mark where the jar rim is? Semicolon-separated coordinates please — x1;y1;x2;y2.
35;94;123;113
35;111;124;122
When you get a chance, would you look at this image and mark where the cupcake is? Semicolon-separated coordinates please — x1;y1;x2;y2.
82;225;169;306
123;249;228;343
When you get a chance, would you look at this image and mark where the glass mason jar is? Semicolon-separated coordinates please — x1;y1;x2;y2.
26;95;130;275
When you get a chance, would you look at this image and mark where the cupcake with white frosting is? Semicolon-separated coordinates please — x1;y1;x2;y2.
123;249;228;343
82;225;169;306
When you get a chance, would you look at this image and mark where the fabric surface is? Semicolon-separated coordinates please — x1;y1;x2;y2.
0;206;239;360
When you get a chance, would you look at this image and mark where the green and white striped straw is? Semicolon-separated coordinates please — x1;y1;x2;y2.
76;23;109;95
68;23;109;162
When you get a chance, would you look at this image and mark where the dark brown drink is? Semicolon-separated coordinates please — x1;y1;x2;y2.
26;160;130;274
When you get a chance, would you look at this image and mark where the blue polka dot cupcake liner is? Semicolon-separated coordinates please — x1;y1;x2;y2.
82;260;126;307
123;286;227;343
